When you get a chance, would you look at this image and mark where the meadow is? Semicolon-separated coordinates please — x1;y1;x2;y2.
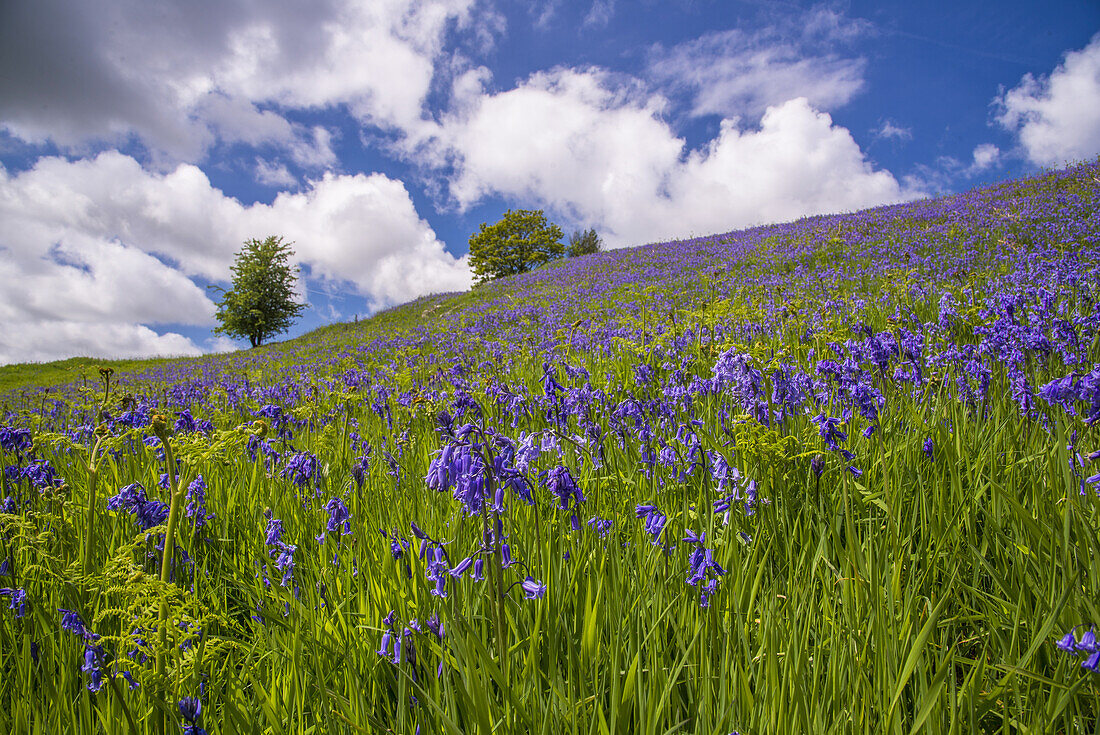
1;160;1099;734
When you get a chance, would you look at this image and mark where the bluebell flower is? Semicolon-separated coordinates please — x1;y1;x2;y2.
60;609;95;640
450;556;474;577
107;483;169;531
684;529;726;607
587;516;613;537
320;496;352;541
0;587;26;618
425;613;444;641
0;426;32;454
281;451;321;490
810;455;825;477
82;644;105;693
635;505;667;546
185;475;214;528
546;466;584;511
812;414;847;451
263;512;297;586
179;696;207;733
541;363;564;400
179;696;201;722
521;576;546;599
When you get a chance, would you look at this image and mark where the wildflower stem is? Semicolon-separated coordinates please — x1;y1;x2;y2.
152;415;188;681
81;429;108;579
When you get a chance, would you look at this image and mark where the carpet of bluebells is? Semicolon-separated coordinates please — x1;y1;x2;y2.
2;161;1100;733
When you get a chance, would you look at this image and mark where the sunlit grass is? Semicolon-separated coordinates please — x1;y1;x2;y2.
1;161;1099;733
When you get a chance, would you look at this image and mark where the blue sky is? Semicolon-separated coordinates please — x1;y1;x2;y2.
1;0;1098;364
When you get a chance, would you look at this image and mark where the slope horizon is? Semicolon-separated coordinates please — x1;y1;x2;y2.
0;155;1088;389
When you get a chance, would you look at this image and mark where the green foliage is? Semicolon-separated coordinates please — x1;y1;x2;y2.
4;163;1100;733
468;209;564;284
567;227;602;257
213;236;305;347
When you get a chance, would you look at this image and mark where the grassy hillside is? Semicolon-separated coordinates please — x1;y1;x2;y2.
1;161;1099;733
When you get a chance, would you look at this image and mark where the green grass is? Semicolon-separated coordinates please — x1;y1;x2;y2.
0;356;177;395
1;162;1099;733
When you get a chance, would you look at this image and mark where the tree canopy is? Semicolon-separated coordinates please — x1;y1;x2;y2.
468;209;564;284
213;236;305;348
568;228;602;257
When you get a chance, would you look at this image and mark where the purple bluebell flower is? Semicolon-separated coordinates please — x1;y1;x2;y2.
1058;632;1079;652
263;512;297;586
683;529;727;607
107;483;169;531
82;643;105;693
60;609;95;640
635;504;667;545
521;576;546;599
0;587;26;617
587;516;613;537
450;556;475;577
810;455;825;477
0;426;32;454
185;475;213;528
179;696;207;734
281;451;320;490
320;496;352;542
545;466;585;511
812;414;847;451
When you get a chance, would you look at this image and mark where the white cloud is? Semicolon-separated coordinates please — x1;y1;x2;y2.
437;68;908;247
583;0;615;30
0;0;479;169
532;0;561;30
255;159;298;188
646;8;869;119
875;120;912;141
249;172;472;309
969;143;1000;172
901;144;1003;194
0;322;204;366
996;33;1100;166
205;335;240;354
0;152;470;364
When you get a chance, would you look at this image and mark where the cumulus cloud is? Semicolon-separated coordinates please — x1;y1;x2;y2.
969;143;1000;172
996;33;1100;166
437;68;907;247
250;172;472;308
646;7;870;119
0;0;479;166
0;152;469;364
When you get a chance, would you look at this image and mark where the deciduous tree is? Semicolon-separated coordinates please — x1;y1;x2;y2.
567;228;602;257
468;209;564;284
213;236;305;348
